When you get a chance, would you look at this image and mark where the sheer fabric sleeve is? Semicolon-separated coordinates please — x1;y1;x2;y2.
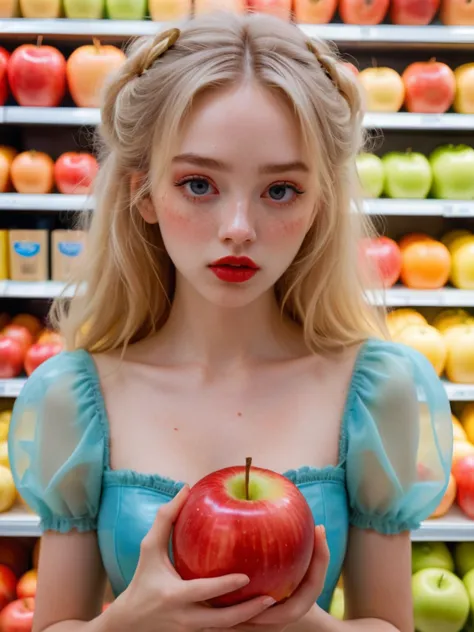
8;351;106;533
346;339;453;535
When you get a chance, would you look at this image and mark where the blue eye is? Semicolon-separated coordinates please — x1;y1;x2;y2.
186;179;212;196
265;183;304;204
268;185;291;201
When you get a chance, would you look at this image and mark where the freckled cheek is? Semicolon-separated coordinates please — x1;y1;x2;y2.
158;201;215;243
263;215;311;244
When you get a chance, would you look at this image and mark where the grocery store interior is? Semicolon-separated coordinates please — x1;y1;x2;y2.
0;0;473;629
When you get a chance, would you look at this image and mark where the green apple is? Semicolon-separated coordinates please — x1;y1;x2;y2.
382;151;432;199
106;0;147;18
456;543;474;579
64;0;104;17
463;568;474;614
430;145;474;200
329;587;344;620
412;542;455;575
356;153;385;198
413;568;470;632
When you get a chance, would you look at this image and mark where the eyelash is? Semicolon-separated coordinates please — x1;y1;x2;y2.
173;176;305;206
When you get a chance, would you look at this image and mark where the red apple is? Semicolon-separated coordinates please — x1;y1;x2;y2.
0;598;34;632
0;540;30;580
359;237;402;288
24;341;63;377
0;48;10;106
0;565;17;611
2;325;33;354
402;59;456;114
247;0;292;19
441;0;474;25
343;61;359;76
453;455;474;519
54;152;99;195
390;0;440;25
293;0;338;23
8;42;66;107
16;571;37;600
0;337;25;378
339;0;390;25
67;40;126;109
172;459;315;607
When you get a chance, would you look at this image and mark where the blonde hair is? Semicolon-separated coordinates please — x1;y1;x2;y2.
51;11;387;354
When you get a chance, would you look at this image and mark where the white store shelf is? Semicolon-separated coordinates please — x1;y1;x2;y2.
0;194;91;212
0;506;41;537
1;107;473;131
0;107;101;126
0;19;472;47
0;504;469;539
364;199;474;217
373;288;474;308
0;281;74;299
0;376;473;401
0;194;472;217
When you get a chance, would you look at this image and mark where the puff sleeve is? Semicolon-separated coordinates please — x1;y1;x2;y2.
8;350;106;533
346;339;453;535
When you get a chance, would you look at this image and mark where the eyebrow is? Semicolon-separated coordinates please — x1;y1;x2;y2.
172;153;309;174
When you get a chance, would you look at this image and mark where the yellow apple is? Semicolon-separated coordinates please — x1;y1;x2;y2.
442;229;473;251
395;324;447;376
0;0;18;16
149;0;191;19
433;309;474;333
453;414;468;442
430;473;456;519
0;465;15;513
19;0;61;17
454;63;474;114
450;240;474;289
358;67;405;113
194;0;245;13
461;403;474;444
0;442;9;470
386;308;427;338
445;325;474;383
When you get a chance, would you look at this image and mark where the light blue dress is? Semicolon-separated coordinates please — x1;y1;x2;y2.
8;337;453;612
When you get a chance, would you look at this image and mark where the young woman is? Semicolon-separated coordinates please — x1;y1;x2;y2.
8;11;452;632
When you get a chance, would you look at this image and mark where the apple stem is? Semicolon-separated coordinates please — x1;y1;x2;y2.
245;457;252;501
36;35;43;47
93;38;102;54
438;573;444;589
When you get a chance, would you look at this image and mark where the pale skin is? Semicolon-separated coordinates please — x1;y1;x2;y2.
32;80;414;632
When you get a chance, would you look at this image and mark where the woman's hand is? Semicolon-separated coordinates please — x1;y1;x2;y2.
214;526;330;632
112;486;276;632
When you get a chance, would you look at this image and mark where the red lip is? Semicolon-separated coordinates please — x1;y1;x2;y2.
208;256;260;284
210;256;259;269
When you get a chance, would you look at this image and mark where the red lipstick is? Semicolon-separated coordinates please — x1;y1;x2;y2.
209;256;260;284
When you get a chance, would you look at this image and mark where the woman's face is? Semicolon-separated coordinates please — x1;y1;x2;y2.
150;81;319;309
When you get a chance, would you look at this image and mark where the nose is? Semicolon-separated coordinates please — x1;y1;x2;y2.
218;199;256;245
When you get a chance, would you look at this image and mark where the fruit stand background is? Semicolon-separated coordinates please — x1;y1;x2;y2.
0;0;473;631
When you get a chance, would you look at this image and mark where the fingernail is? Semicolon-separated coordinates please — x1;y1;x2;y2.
262;597;276;608
317;525;326;537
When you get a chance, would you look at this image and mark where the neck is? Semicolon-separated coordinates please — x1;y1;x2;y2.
158;274;306;372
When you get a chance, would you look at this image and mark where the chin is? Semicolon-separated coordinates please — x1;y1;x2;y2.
199;284;265;309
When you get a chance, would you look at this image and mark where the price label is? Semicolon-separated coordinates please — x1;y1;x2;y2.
445;204;474;218
359;26;374;39
420;114;443;127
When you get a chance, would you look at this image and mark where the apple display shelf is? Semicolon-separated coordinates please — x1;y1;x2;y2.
0;16;473;547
